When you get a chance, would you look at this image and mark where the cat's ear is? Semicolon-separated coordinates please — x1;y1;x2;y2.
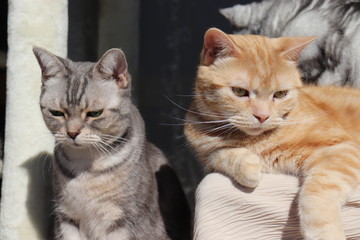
272;36;317;62
201;28;238;66
33;47;66;83
94;49;129;89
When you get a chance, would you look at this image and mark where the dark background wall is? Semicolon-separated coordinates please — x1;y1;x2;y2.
0;0;7;198
0;0;258;207
0;0;7;152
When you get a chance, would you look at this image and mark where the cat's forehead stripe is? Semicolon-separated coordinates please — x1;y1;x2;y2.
66;73;90;106
77;75;89;105
67;76;79;105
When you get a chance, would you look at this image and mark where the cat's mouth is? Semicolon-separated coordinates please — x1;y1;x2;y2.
244;124;277;136
244;127;265;136
61;139;87;148
72;142;83;147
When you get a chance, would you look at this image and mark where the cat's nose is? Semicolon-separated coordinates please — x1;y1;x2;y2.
68;132;80;140
253;114;269;123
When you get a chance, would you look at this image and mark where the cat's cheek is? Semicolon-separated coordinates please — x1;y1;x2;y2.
44;117;64;134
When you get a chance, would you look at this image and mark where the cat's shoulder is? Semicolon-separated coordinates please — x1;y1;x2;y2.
145;142;169;172
301;85;360;98
299;85;360;113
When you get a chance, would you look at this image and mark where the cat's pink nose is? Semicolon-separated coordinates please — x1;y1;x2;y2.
253;114;269;123
68;132;80;140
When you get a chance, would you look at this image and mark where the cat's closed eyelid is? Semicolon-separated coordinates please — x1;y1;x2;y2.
50;109;65;117
86;110;104;118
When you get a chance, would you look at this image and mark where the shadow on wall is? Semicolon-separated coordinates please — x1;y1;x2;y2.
21;152;53;239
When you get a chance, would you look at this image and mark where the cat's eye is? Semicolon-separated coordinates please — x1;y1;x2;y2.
87;110;103;118
50;110;65;117
274;90;288;99
232;87;249;97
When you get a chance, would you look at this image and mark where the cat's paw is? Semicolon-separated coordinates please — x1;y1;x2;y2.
234;150;262;188
210;148;262;188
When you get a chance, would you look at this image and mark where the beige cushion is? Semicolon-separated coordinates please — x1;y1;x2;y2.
194;173;360;240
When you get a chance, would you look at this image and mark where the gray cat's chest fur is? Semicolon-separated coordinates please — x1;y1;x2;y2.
57;172;127;232
55;143;163;239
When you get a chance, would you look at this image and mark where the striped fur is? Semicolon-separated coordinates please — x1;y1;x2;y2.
33;48;191;240
185;28;360;240
220;0;360;88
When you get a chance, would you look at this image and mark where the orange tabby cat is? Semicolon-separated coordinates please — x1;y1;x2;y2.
185;28;360;240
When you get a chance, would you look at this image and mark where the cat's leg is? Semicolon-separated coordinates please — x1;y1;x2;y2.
106;227;130;240
299;143;360;240
208;147;262;188
55;220;83;240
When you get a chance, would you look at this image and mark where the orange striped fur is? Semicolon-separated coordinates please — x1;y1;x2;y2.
185;28;360;240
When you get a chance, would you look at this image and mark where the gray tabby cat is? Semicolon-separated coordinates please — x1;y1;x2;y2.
220;0;360;87
33;47;191;240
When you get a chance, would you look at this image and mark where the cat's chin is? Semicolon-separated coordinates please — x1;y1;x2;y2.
61;141;88;149
243;128;266;136
72;142;86;148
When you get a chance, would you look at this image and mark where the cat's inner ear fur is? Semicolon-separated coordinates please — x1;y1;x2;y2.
201;28;238;66
33;47;66;83
94;49;129;89
272;36;318;62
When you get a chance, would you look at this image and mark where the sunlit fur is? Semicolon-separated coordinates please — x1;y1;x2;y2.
185;28;360;240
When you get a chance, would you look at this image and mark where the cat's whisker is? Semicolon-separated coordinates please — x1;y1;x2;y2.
93;142;110;156
160;122;187;126
207;123;236;136
95;142;107;155
185;119;230;125
201;123;236;136
221;125;240;137
99;141;119;154
91;143;103;156
88;143;100;156
100;136;129;145
99;133;118;138
212;123;235;132
99;139;120;153
173;94;222;98
164;95;231;118
229;119;254;128
162;115;230;127
54;142;64;153
100;133;131;142
161;114;231;128
99;134;124;140
98;136;117;141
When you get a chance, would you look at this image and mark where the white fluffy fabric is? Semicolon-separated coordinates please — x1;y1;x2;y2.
0;0;68;239
194;173;360;240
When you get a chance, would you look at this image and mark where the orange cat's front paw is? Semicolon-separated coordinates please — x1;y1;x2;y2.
210;148;262;188
234;150;262;188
